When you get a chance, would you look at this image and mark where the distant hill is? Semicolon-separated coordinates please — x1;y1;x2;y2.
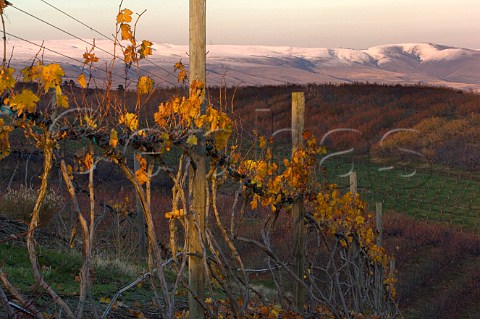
6;39;480;91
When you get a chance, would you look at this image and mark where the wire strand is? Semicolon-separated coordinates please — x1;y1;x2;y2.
12;4;179;87
35;0;182;85
38;0;181;82
6;31;126;82
39;0;114;41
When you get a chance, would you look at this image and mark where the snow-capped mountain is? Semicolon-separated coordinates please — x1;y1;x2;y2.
5;39;480;90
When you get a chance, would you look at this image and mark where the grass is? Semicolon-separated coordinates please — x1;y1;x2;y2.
0;185;66;224
246;144;480;232
322;156;480;232
0;243;156;308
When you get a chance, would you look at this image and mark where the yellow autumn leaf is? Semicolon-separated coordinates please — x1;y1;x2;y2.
215;127;232;150
41;64;64;92
84;115;97;129
137;76;154;95
21;63;42;83
9;89;40;116
109;129;118;148
0;118;13;160
270;304;282;318
77;74;87;88
186;134;198;146
116;8;133;23
355;215;365;225
67;164;74;180
55;86;69;108
0;67;16;92
56;93;69;108
119;112;138;131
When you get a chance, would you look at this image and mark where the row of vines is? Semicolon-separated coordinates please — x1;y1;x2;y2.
0;3;399;319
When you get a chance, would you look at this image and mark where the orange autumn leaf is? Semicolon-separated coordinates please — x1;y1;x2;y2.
174;61;185;71
135;166;148;185
165;209;185;219
123;45;136;64
139;40;153;59
174;61;188;83
259;136;267;149
135;154;148;185
120;23;133;41
116;8;133;23
302;130;312;140
250;198;258;210
83;52;99;64
84;152;94;170
178;69;188;83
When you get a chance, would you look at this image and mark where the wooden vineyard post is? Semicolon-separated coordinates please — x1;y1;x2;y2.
188;0;207;318
292;92;305;313
349;171;357;195
349;171;361;310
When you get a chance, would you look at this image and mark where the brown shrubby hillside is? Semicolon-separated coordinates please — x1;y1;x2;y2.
204;83;480;168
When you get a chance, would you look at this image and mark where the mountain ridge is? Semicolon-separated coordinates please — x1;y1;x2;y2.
6;39;480;91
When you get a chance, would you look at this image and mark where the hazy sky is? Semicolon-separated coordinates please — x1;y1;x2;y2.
4;0;480;49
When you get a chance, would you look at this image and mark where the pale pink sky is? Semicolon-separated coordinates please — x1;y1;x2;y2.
5;0;480;49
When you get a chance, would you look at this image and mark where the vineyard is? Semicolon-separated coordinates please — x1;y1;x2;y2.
1;1;480;319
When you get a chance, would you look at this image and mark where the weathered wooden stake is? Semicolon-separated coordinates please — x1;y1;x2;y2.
349;170;361;311
349;171;357;195
292;92;305;313
390;257;396;274
188;1;206;318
